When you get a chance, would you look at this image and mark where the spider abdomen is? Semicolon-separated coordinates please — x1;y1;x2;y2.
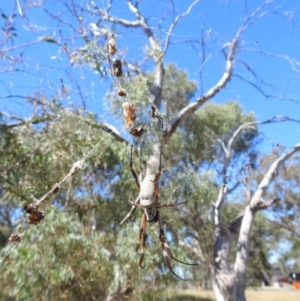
140;174;157;207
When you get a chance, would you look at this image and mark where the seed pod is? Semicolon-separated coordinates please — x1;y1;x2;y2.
113;60;122;77
107;36;117;55
8;232;24;243
122;102;136;128
24;203;45;225
130;126;144;138
118;88;127;97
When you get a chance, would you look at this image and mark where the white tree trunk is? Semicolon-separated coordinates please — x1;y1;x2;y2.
212;276;227;301
211;141;300;301
233;206;254;301
212;267;235;301
231;142;300;301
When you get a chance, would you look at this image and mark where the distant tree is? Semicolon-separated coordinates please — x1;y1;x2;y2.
259;152;300;275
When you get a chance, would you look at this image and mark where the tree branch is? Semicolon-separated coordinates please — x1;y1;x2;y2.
164;0;289;141
164;28;241;141
100;14;140;28
0;39;45;52
234;141;300;295
1;111;128;145
98;0;164;107
250;143;300;209
227;122;257;155
253;197;280;211
228;213;244;234
162;0;202;56
83;119;128;144
243;48;300;73
126;0;161;54
178;238;206;263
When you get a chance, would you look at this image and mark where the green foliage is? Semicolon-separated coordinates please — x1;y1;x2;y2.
0;97;266;298
107;64;197;130
162;64;198;117
168;101;257;167
245;213;273;286
0;209;112;301
259;153;300;273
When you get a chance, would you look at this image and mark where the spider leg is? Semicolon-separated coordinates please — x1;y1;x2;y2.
126;192;142;207
130;145;140;190
156;201;188;209
135;212;148;269
157;210;198;281
128;199;143;208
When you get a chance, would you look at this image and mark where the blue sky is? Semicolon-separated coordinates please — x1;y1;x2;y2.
1;0;300;152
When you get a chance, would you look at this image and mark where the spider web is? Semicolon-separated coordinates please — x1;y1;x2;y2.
1;0;300;298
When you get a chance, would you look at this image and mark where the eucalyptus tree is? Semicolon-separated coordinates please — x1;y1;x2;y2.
1;1;300;301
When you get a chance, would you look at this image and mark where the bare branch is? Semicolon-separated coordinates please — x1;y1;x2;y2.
217;116;300;165
234;141;300;294
100;13;140;28
240;0;275;32
227;122;257;155
126;0;161;52
237;60;275;91
83;119;128;144
215;184;228;210
0;94;36;100
162;0;202;56
243;48;300;73
107;0;113;13
1;112;55;128
1;38;49;52
254;197;280;211
16;0;23;17
164;0;282;141
217;139;229;159
100;0;162;58
178;238;206;263
228;213;244;234
164;29;241;140
250;143;300;208
233;74;274;99
1;111;128;145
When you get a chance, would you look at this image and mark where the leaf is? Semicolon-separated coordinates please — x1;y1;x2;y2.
41;36;57;43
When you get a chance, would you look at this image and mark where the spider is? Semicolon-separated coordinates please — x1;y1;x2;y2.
128;146;198;280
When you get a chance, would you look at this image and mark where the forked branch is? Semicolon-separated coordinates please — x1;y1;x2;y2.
234;141;300;296
164;0;287;141
164;31;240;141
162;0;202;56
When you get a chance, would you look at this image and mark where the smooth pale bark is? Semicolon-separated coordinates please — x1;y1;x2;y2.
233;206;254;301
212;127;300;301
232;142;300;301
